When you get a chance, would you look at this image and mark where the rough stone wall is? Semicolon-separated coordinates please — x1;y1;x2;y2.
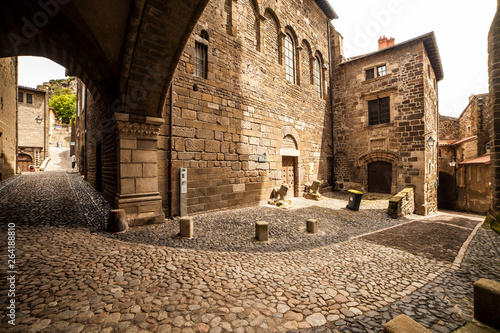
457;163;491;214
160;0;332;215
333;39;438;214
0;57;17;180
76;86;117;205
37;77;77;101
388;186;415;218
17;88;48;166
439;115;459;140
489;2;500;211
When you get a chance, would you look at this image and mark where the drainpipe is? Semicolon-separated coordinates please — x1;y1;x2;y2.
15;57;18;175
168;80;174;219
327;21;336;188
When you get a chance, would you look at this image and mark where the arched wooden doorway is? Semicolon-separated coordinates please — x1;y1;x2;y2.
17;154;32;173
368;161;392;193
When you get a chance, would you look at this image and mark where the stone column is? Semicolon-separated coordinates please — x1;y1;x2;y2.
113;113;165;226
489;1;500;210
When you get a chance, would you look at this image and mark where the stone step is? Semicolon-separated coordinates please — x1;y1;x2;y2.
453;322;500;333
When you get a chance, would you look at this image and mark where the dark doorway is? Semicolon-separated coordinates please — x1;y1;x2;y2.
96;141;102;192
282;156;296;197
368;161;392;193
438;171;457;210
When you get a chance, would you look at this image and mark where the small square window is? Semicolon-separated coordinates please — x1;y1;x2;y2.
377;65;387;77
365;68;374;80
18;92;23;103
27;93;33;104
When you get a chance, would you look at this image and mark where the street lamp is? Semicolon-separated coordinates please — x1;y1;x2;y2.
35;115;42;124
449;160;456;167
427;136;435;148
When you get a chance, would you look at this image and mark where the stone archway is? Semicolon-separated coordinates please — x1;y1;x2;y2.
358;150;401;194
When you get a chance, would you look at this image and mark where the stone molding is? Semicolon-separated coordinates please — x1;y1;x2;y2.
115;121;161;139
358;150;402;167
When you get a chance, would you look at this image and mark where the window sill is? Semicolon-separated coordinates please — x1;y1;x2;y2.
362;73;392;84
364;122;394;129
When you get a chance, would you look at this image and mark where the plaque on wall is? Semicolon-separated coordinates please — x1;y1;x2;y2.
370;138;386;151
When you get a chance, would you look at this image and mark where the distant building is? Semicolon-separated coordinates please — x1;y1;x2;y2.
0;57;18;180
332;33;444;215
17;86;49;172
438;93;491;213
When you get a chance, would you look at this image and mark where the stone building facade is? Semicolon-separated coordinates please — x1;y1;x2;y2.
332;33;444;215
17;86;49;172
438;94;492;213
0;57;17;180
158;0;337;215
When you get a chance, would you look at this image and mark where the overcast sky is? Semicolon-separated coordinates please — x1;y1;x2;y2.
18;0;496;118
331;0;496;117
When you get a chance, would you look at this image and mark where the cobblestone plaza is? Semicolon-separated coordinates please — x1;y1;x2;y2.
1;172;500;332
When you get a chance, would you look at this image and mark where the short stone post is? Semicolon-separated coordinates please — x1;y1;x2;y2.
474;278;500;329
307;219;318;234
383;314;431;333
179;217;194;238
107;209;128;232
255;221;269;241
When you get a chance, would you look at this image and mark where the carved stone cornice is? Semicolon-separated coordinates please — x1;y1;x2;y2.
115;121;161;138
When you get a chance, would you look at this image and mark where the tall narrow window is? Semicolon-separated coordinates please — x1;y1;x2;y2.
368;97;390;125
194;42;207;79
314;58;321;98
27;93;33;104
18;92;23;103
365;68;374;80
377;65;387;77
285;33;295;83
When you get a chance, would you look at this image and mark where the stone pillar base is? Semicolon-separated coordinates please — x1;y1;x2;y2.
115;192;165;226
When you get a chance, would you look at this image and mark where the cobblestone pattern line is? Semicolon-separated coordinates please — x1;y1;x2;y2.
0;173;498;333
0;175;28;201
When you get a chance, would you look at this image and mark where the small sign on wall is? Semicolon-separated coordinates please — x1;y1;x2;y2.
258;155;267;163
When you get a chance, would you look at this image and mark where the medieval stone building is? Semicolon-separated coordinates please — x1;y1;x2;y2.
438;93;492;213
0;57;17;180
17;86;49;172
332;33;444;215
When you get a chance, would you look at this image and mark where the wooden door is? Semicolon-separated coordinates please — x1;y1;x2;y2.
282;156;295;196
368;161;392;193
18;154;32;173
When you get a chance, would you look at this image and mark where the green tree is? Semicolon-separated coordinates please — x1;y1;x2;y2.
49;93;76;124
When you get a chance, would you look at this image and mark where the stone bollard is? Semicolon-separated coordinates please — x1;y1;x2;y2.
383;314;431;333
107;209;128;233
255;221;269;241
307;219;318;234
474;278;500;329
179;217;194;238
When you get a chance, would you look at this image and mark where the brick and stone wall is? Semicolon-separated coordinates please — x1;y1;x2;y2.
0;57;17;180
159;0;333;215
332;37;439;215
457;163;491;214
439;115;459;140
388;185;415;218
17;87;48;167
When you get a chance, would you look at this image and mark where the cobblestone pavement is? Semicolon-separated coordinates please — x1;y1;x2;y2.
1;172;499;333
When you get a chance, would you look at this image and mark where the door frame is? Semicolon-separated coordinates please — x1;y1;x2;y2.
282;155;298;197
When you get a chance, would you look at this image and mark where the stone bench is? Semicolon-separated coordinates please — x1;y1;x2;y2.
383;314;431;333
474;278;500;329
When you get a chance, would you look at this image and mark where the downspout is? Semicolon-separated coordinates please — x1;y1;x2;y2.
84;86;88;179
327;21;335;189
168;80;174;219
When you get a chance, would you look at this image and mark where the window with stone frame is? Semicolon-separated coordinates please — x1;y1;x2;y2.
285;33;295;83
365;68;374;80
314;57;321;98
27;93;33;104
377;65;387;77
194;31;209;79
368;97;390;125
18;91;23;103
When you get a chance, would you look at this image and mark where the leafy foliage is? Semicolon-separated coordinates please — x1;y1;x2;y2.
49;87;76;124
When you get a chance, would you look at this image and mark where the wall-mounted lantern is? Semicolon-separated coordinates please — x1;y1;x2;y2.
427;136;435;148
35;115;43;124
449;160;456;167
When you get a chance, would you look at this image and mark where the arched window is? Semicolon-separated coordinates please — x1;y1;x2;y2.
195;31;209;79
285;34;295;83
314;57;321;97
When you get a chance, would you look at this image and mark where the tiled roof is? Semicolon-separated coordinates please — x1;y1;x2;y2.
18;85;46;93
439;140;457;146
314;0;338;20
460;155;490;165
452;136;477;146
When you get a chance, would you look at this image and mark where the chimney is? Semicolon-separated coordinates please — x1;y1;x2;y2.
378;36;395;50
